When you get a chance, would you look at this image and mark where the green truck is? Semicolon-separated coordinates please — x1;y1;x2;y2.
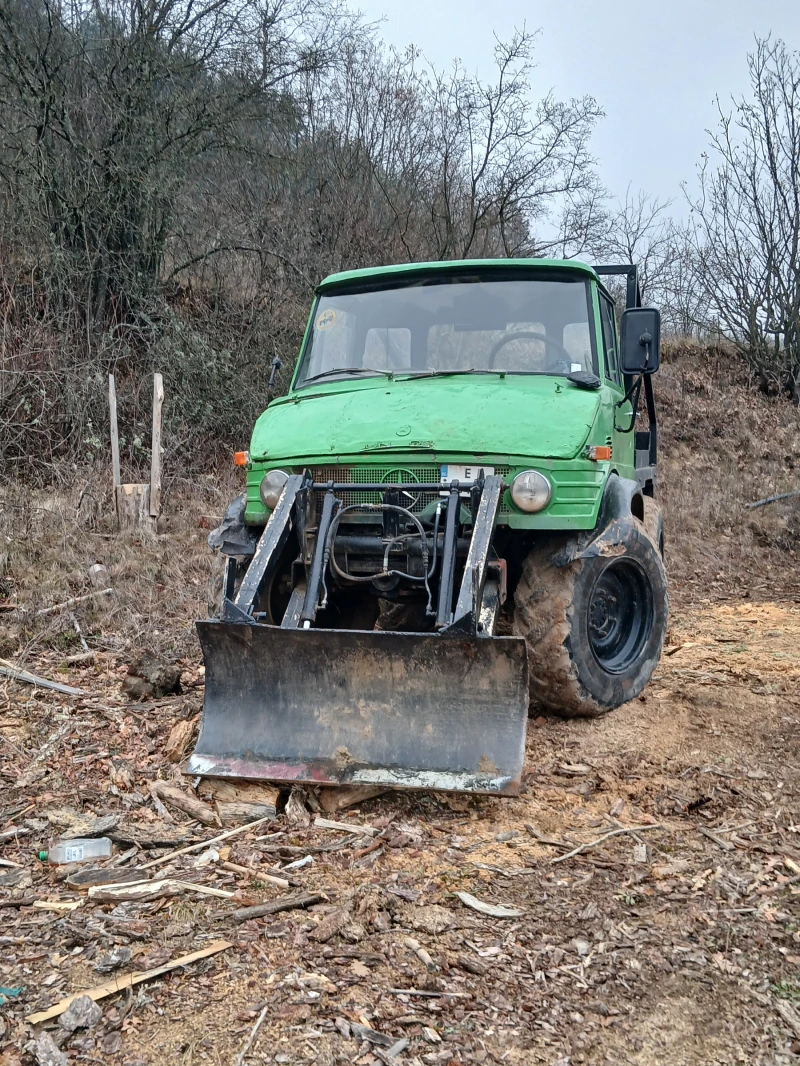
191;259;667;795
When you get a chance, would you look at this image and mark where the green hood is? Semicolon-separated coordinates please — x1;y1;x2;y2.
251;375;600;462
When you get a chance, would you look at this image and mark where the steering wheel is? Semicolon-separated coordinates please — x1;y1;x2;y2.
487;330;573;370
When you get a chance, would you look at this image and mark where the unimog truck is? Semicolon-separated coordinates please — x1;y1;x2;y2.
191;259;667;795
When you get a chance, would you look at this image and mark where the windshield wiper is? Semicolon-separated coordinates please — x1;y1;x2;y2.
301;367;393;384
402;369;507;381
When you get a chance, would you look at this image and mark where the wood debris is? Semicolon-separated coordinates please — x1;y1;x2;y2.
455;891;524;918
150;781;219;827
87;878;235;902
26;941;232;1023
230;890;327;923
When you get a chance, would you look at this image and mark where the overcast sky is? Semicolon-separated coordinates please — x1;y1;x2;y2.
355;0;800;213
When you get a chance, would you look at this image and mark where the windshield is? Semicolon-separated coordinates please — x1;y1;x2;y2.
294;274;596;388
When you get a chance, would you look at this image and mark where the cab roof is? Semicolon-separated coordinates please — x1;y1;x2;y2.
317;258;599;292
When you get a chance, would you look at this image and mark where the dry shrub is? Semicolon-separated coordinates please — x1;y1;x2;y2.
658;340;800;600
0;465;239;665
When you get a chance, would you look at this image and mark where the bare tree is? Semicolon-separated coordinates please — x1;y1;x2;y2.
0;0;349;326
305;29;604;262
0;9;608;475
687;36;800;399
596;189;676;302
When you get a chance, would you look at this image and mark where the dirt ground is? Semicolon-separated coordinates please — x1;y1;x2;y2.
2;594;800;1066
3;341;800;1064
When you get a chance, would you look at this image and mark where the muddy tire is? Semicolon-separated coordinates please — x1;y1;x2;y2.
513;523;668;717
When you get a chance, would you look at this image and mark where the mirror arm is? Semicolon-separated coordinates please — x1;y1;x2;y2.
614;373;643;433
267;356;283;403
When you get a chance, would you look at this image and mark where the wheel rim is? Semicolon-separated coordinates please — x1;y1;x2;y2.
587;559;654;673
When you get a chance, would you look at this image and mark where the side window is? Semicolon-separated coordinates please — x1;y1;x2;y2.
599;295;621;386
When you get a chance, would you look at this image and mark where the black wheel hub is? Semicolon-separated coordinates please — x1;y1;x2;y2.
588;559;654;673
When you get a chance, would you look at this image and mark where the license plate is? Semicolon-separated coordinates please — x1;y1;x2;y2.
440;464;495;495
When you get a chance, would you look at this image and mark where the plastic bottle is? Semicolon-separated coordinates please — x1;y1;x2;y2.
38;838;113;865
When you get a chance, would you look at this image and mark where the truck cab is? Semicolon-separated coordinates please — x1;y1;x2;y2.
195;259;666;796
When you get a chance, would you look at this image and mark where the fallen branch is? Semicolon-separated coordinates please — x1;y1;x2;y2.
230;891;327;924
26;940;232;1024
0;895;37;909
35;587;113;617
16;721;73;786
747;489;800;510
0;827;30;843
0;660;85;697
69;612;89;652
150;782;219;827
140;814;276;871
386;988;471;998
698;826;735;851
551;823;663;864
352;837;386;861
235;1004;269;1066
523;824;573;850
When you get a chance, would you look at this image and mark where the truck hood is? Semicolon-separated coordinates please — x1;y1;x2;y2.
251;375;601;462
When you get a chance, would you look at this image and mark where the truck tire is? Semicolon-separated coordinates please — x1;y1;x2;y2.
513;524;668;717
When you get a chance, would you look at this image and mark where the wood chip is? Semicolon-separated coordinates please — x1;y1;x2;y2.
32;899;82;912
313;816;378;836
309;906;352;943
318;785;388;813
66;868;146;890
776;998;800;1039
403;936;438;971
164;719;194;763
455;891;523;918
197;779;279;825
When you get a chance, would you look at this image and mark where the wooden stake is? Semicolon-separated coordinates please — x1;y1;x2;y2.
109;374;121;492
150;372;163;517
116;483;153;531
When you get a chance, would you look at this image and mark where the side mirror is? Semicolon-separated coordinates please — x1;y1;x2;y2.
620;308;661;374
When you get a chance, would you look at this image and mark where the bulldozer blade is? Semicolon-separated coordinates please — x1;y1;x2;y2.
189;621;529;795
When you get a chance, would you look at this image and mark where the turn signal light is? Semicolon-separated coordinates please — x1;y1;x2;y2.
234;450;249;466
587;445;612;461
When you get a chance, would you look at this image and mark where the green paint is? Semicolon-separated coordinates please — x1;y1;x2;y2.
244;259;635;528
316;256;599;292
252;375;602;461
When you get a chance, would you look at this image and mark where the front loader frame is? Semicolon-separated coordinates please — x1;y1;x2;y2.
191;472;528;794
219;472;507;638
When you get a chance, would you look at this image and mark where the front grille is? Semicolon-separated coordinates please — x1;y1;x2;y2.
310;464;512;516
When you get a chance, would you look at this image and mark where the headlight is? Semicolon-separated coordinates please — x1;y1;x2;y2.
260;469;289;509
510;470;552;513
